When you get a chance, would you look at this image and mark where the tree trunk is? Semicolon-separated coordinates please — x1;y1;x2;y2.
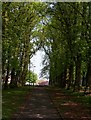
74;54;81;91
62;69;67;88
84;62;91;93
60;68;67;88
4;54;10;89
10;68;17;88
67;63;74;90
4;65;9;89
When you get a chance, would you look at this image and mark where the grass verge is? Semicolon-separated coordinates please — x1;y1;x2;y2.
47;86;91;119
2;86;32;119
61;88;91;107
46;86;91;108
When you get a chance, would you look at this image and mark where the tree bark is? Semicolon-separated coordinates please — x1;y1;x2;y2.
60;68;67;88
4;65;9;89
84;62;91;93
74;53;81;91
67;63;74;90
10;68;17;87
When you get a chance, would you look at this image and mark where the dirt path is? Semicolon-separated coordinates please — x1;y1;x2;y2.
11;87;62;120
11;86;91;120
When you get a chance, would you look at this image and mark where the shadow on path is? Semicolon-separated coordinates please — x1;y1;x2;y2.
11;87;62;120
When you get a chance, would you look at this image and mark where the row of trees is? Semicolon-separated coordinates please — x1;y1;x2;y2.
2;2;46;88
2;2;91;92
38;2;91;92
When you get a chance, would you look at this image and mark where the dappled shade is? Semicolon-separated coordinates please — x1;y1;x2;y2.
12;87;61;119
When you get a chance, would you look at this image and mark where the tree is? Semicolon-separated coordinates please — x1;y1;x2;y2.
2;2;45;88
26;71;38;85
35;2;91;92
2;2;91;93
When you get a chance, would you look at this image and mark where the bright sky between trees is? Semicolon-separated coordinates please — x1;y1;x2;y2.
30;50;45;80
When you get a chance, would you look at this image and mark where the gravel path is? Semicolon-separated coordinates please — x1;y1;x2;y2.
11;87;62;120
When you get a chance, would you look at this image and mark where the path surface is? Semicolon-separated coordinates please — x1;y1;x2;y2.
12;87;61;120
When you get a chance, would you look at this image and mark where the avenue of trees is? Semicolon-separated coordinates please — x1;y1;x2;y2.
40;2;91;92
2;2;46;88
2;2;91;93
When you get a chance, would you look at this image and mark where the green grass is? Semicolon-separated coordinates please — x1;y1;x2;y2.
3;85;90;119
47;86;91;108
2;86;33;119
61;88;91;107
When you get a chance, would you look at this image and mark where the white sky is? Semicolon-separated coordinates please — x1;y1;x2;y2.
30;50;45;79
